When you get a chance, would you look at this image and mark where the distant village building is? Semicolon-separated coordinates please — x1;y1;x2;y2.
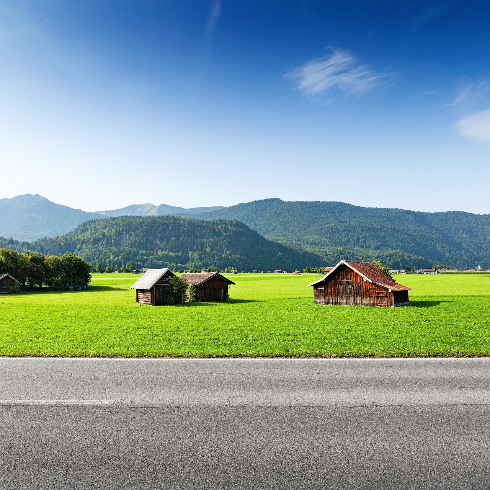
323;267;333;274
181;272;235;302
308;260;410;307
130;268;176;306
0;274;21;294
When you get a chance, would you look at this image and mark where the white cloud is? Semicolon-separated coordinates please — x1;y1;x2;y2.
283;49;394;99
455;108;490;141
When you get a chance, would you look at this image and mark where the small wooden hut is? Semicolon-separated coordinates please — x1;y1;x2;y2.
130;268;176;306
0;274;21;294
181;272;235;302
308;260;410;307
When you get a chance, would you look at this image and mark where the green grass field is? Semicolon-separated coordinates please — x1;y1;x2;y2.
1;272;489;357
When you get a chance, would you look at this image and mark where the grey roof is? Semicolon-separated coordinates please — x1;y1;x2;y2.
130;268;174;290
0;273;21;284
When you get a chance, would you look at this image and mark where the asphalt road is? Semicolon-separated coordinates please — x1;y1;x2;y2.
0;358;489;489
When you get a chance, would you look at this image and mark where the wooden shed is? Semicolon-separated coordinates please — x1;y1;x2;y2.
0;274;21;294
308;260;410;307
130;268;176;306
181;272;235;302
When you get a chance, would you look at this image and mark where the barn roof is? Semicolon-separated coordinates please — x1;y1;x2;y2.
0;273;21;284
130;268;175;290
307;260;411;292
181;272;235;286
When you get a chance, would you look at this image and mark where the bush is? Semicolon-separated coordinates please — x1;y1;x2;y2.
186;284;196;302
166;276;188;304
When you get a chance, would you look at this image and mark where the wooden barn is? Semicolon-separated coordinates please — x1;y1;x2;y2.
181;272;235;302
0;274;21;294
308;260;410;307
130;268;176;306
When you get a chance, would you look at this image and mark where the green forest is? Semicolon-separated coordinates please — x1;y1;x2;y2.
1;216;322;271
191;199;490;269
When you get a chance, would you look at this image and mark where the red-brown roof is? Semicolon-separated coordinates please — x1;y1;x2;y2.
308;260;411;291
181;272;235;286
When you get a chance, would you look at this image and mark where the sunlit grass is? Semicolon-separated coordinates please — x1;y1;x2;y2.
0;272;489;357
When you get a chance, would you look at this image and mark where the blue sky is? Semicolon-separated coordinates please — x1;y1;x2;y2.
1;0;490;213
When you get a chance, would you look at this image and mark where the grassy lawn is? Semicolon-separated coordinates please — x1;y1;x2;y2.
0;272;489;357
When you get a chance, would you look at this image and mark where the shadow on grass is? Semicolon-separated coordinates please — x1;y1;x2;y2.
407;300;447;308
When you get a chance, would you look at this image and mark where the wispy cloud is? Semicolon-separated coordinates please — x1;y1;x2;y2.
205;0;222;37
449;79;490;141
189;0;222;94
455;108;490;142
449;79;490;110
283;48;394;100
412;1;456;30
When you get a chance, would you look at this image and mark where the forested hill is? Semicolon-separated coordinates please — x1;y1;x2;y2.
190;199;490;269
20;216;323;271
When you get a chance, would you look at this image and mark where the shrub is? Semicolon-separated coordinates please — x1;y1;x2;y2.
166;276;188;305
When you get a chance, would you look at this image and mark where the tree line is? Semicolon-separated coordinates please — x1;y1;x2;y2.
0;249;92;290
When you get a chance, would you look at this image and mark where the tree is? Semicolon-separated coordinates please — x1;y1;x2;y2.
60;253;92;289
0;248;30;284
21;251;46;288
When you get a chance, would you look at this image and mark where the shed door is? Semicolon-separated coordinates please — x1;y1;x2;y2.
208;287;222;302
374;289;389;307
338;281;354;305
154;285;166;306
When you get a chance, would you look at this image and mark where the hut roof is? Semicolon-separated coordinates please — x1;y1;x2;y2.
130;268;175;290
0;273;21;284
307;260;411;292
181;272;235;286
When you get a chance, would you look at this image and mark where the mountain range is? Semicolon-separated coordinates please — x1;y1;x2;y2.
0;194;223;242
1;194;489;269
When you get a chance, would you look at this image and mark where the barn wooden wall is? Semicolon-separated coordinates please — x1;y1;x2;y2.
136;289;152;305
0;277;16;294
196;277;228;302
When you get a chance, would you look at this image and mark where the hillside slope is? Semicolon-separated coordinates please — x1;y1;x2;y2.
28;216;323;271
190;199;490;269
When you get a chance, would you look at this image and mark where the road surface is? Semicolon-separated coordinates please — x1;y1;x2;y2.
0;358;489;488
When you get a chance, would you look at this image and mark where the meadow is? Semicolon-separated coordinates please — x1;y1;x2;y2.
0;272;489;357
